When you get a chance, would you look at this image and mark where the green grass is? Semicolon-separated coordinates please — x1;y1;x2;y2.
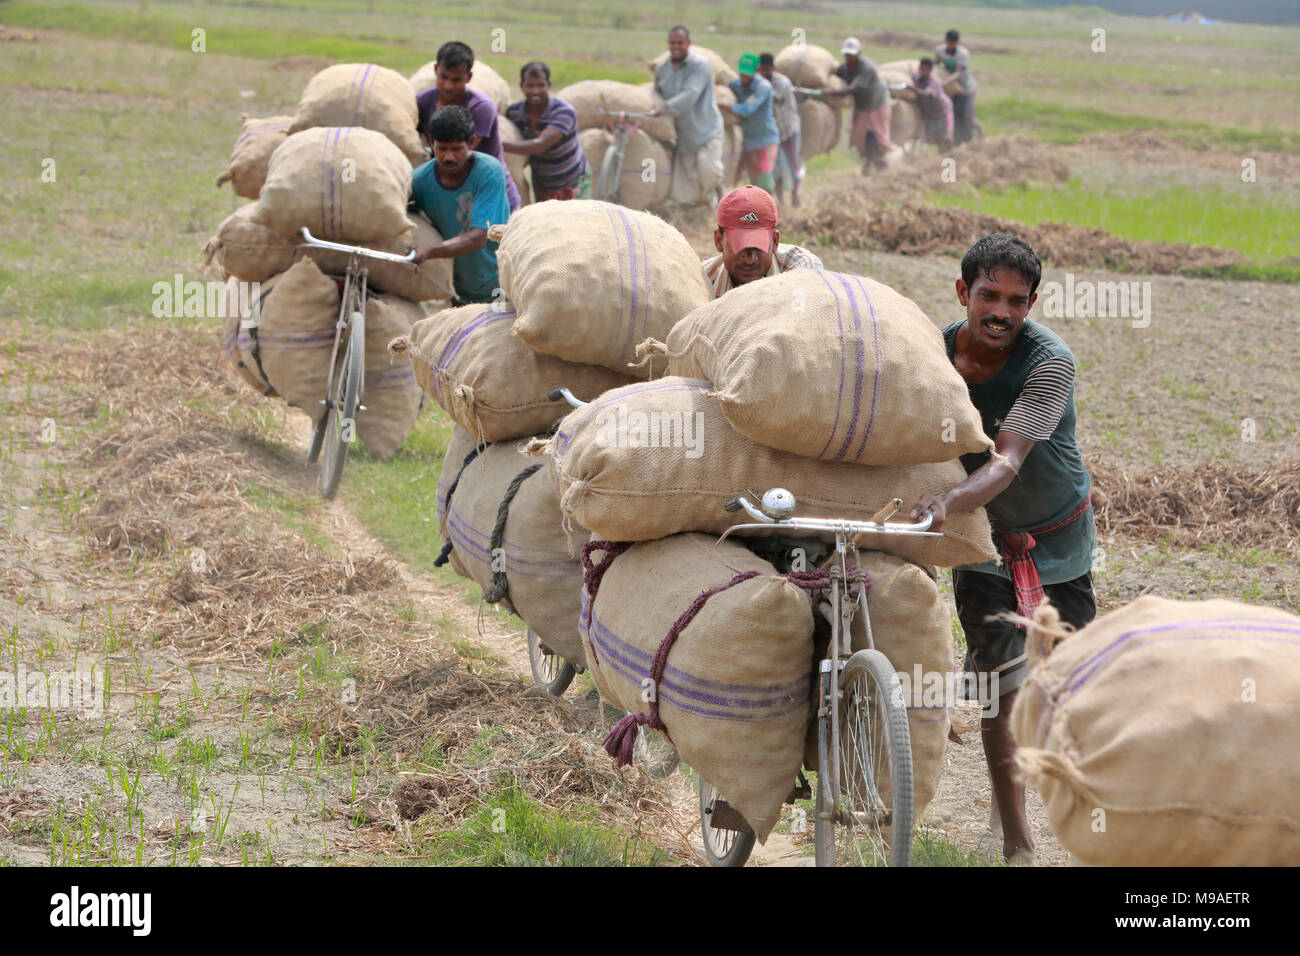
930;177;1300;266
416;785;670;866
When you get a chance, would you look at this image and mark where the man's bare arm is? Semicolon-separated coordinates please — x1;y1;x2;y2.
909;430;1036;531
415;227;487;263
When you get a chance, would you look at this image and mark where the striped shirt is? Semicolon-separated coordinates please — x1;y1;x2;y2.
700;243;824;298
767;70;801;143
504;96;587;191
999;355;1075;441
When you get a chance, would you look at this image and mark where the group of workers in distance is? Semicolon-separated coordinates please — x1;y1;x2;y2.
407;28;1081;868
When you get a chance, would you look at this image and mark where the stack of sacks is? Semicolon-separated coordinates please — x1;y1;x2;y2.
557;80;677;210
214;115;291;199
877;58;951;146
773;42;846;159
208;62;438;459
527;268;997;839
391;199;710;667
1013;596;1300;866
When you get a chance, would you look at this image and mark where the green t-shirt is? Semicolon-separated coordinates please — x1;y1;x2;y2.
943;319;1095;585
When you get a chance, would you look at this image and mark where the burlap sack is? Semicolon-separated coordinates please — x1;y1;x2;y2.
215;115;292;200
600;128;670;210
390;301;634;442
208;208;452;302
218;274;281;396
204;204;296;283
662;269;993;466
583;533;812;841
408;59;512;114
879;59;960;99
800;551;951;822
356;295;423;459
578;128;611;183
494;200;709;376
497;115;531;204
712;83;740;128
774;43;839;89
437;427;587;664
257;258;340;415
556;80;677;145
251;127;413;242
648;45;738;87
533;377;995;566
290;63;424;161
1012;596;1300;866
891;99;921;148
799;98;841;159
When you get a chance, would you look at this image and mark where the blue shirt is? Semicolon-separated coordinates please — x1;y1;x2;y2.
410;153;511;305
728;75;780;150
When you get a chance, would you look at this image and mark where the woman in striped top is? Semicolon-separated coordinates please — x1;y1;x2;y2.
503;62;589;201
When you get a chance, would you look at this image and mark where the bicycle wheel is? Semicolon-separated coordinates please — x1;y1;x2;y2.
526;628;576;697
816;649;913;866
306;411;327;464
633;724;679;778
319;304;364;499
699;778;756;867
596;140;623;203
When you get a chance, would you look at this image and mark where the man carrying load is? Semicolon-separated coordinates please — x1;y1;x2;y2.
414;40;522;211
409;106;511;306
908;57;954;151
701;185;822;298
650;25;726;208
909;234;1097;866
935;29;978;145
721;54;779;195
757;52;803;208
835;37;894;174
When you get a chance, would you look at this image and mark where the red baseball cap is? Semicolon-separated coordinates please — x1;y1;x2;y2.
717;186;777;254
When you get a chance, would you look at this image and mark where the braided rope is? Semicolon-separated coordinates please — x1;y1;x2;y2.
432;440;490;567
480;463;543;610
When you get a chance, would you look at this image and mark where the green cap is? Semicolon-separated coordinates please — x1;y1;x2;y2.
738;53;759;75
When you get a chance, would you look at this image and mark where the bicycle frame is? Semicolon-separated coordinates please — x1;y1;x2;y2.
721;492;938;857
595;106;656;203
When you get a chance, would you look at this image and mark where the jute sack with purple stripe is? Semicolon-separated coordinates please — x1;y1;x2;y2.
656;269;993;466
218;273;282;397
256;257;339;416
493;201;710;377
390;302;634;442
251;127;412;242
773;43;838;89
290;63;425;162
528;377;996;567
206;207;452;302
581;533;813;842
801;550;952;822
215;114;291;200
356;295;423;460
436;427;587;665
555;81;677;144
1011;596;1300;866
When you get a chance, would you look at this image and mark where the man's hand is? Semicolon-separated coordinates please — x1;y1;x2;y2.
411;245;433;265
649;105;662;117
910;492;947;532
718;102;732;113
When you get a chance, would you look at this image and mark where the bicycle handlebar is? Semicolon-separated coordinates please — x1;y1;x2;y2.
719;492;941;542
548;387;586;408
298;228;419;264
596;107;658;119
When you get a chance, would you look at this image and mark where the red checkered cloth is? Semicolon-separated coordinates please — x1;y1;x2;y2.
997;496;1093;620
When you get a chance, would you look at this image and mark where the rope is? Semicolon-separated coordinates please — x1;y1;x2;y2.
432;441;490;567
480;463;543;610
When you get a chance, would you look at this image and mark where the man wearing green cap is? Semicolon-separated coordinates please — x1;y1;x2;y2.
723;53;780;194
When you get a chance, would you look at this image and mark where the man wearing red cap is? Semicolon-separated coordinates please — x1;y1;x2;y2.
701;185;823;298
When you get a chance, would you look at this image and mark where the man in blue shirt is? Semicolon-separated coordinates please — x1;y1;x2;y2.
724;53;779;194
410;106;511;305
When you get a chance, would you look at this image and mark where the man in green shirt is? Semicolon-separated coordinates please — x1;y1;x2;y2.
910;234;1097;867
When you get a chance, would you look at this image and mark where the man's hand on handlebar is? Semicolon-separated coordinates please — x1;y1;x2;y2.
649;105;662;117
910;493;947;532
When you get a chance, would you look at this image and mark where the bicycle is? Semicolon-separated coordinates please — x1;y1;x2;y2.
698;488;938;867
297;227;417;499
593;105;658;205
526;627;578;696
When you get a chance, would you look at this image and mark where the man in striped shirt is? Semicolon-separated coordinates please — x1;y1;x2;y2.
699;186;823;297
503;61;588;201
909;234;1097;867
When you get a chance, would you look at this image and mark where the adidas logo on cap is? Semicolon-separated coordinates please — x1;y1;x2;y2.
738;212;760;222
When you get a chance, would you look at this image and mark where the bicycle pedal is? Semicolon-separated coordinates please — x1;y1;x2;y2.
704;799;750;832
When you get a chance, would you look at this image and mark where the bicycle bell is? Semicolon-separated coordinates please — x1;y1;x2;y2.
760;488;796;520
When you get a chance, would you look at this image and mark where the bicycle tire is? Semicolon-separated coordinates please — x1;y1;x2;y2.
597;140;623;203
526;628;577;696
698;778;756;867
319;305;364;499
307;411;327;464
633;724;679;778
816;649;913;867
